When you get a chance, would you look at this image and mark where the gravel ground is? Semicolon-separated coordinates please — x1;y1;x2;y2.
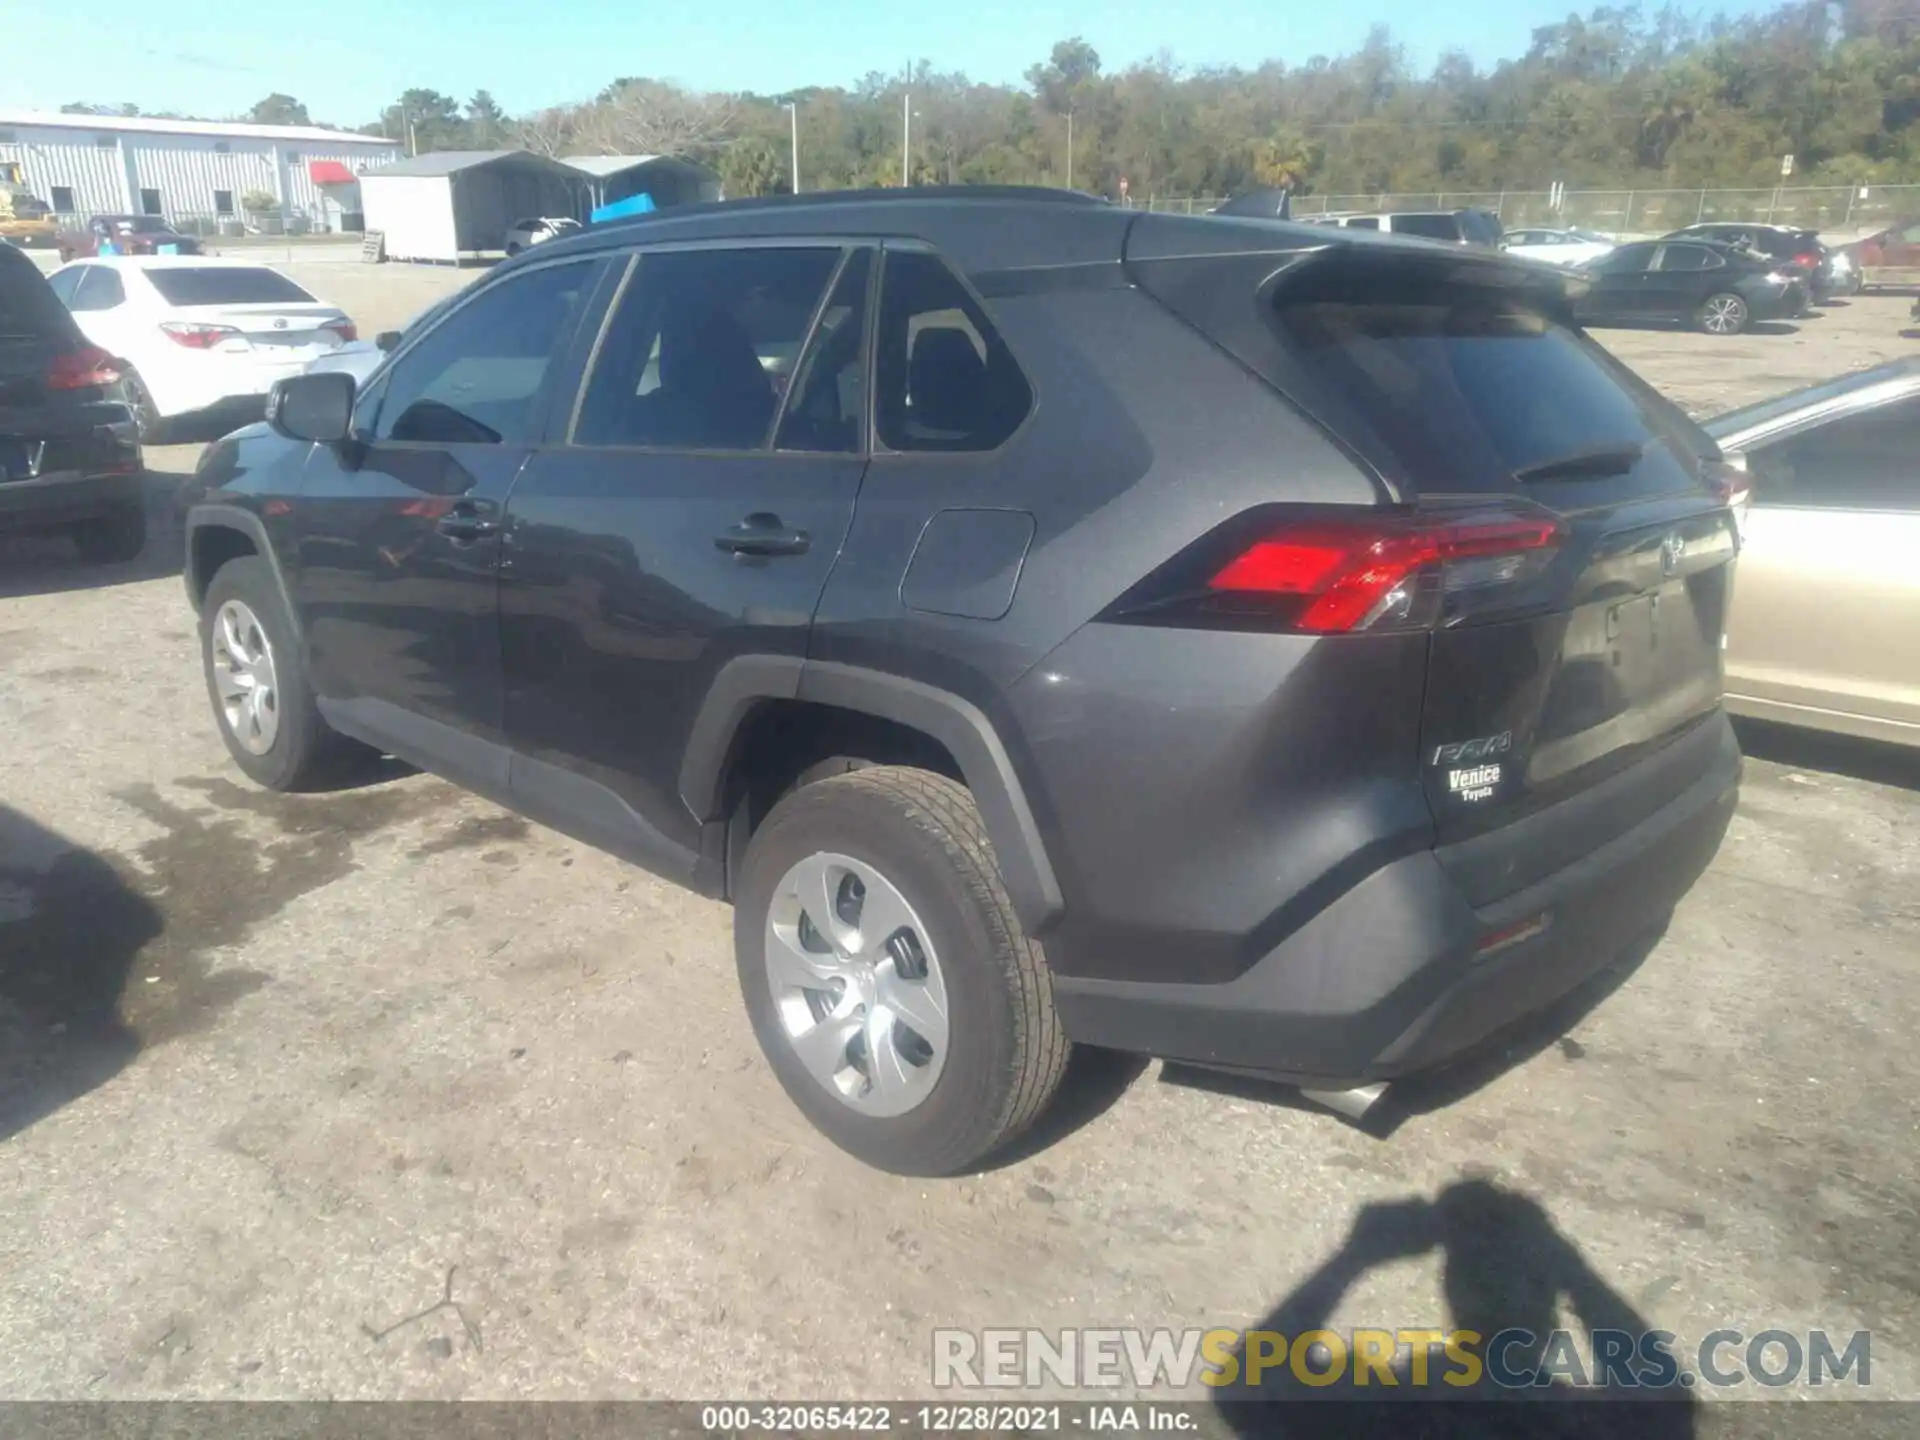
1;262;1916;1411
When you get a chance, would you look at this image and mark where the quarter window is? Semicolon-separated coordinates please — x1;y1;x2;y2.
372;258;597;446
873;250;1032;453
69;266;125;311
574;246;841;451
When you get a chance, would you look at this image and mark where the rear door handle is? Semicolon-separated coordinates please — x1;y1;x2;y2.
716;514;810;557
438;502;500;542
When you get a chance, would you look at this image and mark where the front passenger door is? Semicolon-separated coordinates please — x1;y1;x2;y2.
291;256;609;791
1574;244;1656;324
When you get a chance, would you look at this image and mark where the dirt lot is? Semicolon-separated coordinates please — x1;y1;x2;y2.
1;262;1917;1411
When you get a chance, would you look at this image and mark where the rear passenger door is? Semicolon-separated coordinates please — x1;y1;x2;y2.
499;243;870;876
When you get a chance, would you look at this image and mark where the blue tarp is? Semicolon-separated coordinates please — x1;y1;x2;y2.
590;192;657;224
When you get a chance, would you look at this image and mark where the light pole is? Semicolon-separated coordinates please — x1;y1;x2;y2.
1066;108;1074;191
902;91;911;187
784;101;799;194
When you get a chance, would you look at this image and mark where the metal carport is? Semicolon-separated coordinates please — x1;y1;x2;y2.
359;151;593;263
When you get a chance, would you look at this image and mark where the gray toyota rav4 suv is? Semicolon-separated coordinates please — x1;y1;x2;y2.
179;188;1742;1174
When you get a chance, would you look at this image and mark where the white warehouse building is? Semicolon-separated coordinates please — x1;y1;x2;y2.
0;110;400;235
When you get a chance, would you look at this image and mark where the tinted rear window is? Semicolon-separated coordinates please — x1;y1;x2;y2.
1392;213;1461;242
1267;261;1702;496
145;267;314;306
0;249;76;342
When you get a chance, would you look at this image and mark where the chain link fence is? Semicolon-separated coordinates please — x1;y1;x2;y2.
1130;184;1920;237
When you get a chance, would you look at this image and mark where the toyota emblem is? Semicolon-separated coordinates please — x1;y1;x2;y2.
1659;531;1686;575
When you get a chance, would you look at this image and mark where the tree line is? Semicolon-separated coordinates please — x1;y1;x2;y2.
59;1;1920;199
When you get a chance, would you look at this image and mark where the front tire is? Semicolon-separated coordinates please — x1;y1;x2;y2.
734;767;1070;1175
1697;292;1750;335
199;556;369;790
71;502;146;564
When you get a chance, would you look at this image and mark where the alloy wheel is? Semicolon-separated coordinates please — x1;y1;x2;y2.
1703;296;1747;334
211;599;281;755
764;851;950;1117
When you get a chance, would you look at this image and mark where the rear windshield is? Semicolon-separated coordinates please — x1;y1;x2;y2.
1268;261;1704;496
0;249;77;342
146;267;315;307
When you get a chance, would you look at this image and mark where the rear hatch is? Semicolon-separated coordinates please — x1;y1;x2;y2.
1126;229;1738;902
0;247;135;480
144;266;350;361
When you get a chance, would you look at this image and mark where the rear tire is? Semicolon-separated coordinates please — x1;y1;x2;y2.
71;502;146;564
734;766;1070;1175
1697;292;1750;335
199;556;371;791
121;369;169;445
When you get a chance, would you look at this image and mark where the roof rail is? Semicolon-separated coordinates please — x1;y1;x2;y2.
590;184;1109;233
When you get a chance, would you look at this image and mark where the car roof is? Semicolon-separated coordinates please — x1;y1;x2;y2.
65;255;272;269
1704;357;1920;443
492;189;1579;306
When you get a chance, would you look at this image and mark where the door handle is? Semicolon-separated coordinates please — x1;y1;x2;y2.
438;502;500;542
715;514;810;557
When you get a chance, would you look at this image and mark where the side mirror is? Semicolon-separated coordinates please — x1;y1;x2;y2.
376;330;403;353
269;371;356;444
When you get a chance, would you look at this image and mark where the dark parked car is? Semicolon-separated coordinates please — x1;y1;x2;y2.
1661;222;1839;299
0;241;145;560
56;214;202;263
180;189;1742;1174
1575;239;1807;333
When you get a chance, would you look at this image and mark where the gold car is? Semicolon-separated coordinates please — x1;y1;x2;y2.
1706;359;1920;748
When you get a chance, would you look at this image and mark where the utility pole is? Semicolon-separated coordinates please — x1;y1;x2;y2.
784;102;799;194
902;90;911;187
1066;109;1074;190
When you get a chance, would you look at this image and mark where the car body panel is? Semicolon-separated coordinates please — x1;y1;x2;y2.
1499;228;1615;267
1706;361;1920;747
1844;216;1920;289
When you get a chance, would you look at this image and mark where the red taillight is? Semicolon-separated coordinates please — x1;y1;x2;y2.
46;345;122;389
160;320;243;349
1793;251;1819;267
1207;509;1564;633
322;319;358;343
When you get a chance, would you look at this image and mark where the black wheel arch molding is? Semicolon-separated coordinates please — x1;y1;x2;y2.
679;656;1066;933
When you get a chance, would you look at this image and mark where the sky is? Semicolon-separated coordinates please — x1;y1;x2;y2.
9;0;1783;130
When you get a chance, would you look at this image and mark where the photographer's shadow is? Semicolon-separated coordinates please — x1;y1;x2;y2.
1214;1177;1697;1438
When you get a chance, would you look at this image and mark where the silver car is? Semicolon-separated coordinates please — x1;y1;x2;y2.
1706;358;1920;749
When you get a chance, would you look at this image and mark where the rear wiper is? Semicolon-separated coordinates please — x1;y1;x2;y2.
1513;442;1644;483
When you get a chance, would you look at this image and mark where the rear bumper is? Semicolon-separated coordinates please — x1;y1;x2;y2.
1051;711;1740;1083
0;469;145;530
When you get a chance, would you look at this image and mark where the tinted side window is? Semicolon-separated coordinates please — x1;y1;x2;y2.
574;246;840;451
874;250;1032;453
776;249;870;454
70;267;125;311
1343;216;1380;231
374;259;596;446
1657;245;1714;272
1749;397;1920;512
1392;213;1461;242
1596;245;1655;275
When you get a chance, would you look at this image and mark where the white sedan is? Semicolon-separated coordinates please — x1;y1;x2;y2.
1498;227;1617;267
45;256;354;441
